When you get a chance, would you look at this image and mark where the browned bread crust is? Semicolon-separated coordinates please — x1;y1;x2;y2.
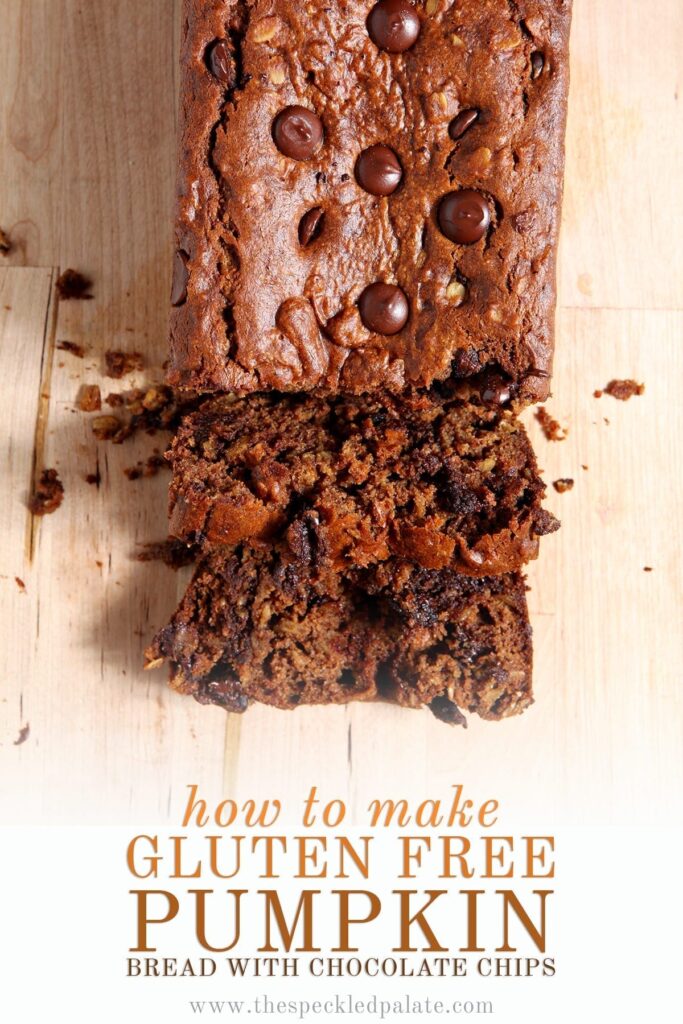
170;0;571;402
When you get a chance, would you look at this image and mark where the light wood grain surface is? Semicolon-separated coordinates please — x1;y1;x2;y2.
0;0;681;827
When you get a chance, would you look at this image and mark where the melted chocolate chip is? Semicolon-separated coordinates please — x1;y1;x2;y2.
196;679;249;713
438;190;491;245
359;283;409;335
530;51;545;79
298;207;324;246
286;511;321;568
355;144;403;196
207;39;235;87
448;108;479;140
171;251;189;306
429;696;467;728
273;106;323;161
481;374;512;408
367;0;420;53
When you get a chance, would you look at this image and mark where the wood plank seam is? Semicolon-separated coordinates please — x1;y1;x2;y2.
25;265;58;564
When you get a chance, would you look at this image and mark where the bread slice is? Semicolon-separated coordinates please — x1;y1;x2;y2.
145;543;532;726
167;387;558;578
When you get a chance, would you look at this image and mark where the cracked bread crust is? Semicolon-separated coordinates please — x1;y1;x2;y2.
167;387;559;576
171;0;571;401
145;544;532;723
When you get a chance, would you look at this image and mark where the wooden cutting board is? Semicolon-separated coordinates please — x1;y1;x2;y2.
0;0;681;826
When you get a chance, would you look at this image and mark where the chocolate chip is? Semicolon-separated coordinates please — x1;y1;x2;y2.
273;106;323;161
530;51;545;79
196;679;249;713
448;108;479;141
429;696;467;728
171;250;189;306
207;39;235;87
367;0;420;53
437;190;491;245
355;144;403;196
298;207;324;246
286;512;321;568
359;282;409;335
480;374;512;408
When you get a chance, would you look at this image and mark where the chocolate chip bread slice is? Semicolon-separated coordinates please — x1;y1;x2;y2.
145;544;383;712
144;544;533;725
171;0;571;401
167;387;558;577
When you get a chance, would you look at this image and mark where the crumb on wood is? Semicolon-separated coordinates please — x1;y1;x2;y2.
581;464;589;471
146;453;167;475
535;407;568;442
89;386;199;444
594;379;645;401
92;415;123;441
57;340;85;358
15;577;26;592
533;508;561;535
29;469;64;516
13;724;30;746
105;350;144;379
643;566;653;572
136;538;197;570
0;227;11;255
552;478;574;494
56;268;93;300
95;559;103;568
76;383;102;412
124;453;168;481
85;466;101;486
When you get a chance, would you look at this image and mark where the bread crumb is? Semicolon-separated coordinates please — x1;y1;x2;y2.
56;269;93;300
535;407;568;441
126;452;168;480
13;724;30;746
137;539;196;570
57;340;85;358
15;577;26;592
105;350;144;379
643;566;653;572
92;386;199;443
0;227;11;255
29;469;64;516
92;415;123;441
76;384;101;412
594;379;645;401
552;478;574;493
